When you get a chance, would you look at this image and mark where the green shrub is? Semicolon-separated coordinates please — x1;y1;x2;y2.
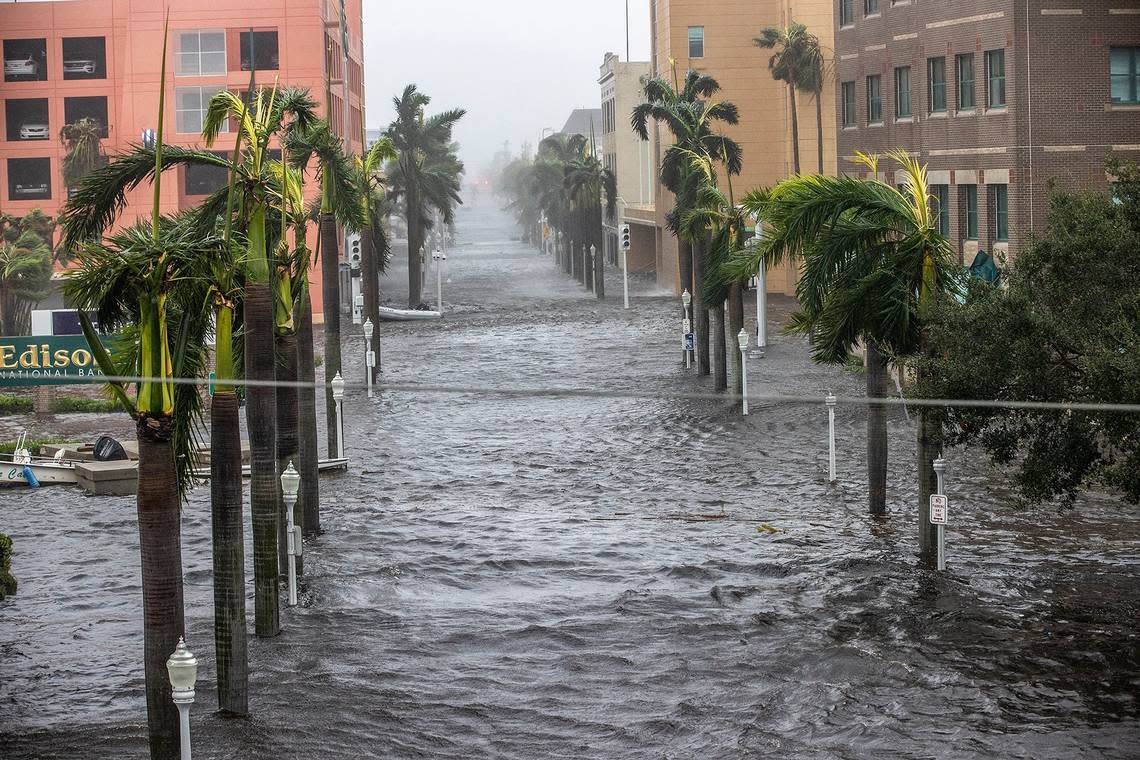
50;396;122;414
0;437;72;455
0;395;34;415
0;533;16;600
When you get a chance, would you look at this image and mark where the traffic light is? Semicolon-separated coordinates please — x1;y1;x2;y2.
620;223;631;251
346;233;362;269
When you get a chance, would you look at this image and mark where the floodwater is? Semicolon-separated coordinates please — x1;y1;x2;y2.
2;195;1139;759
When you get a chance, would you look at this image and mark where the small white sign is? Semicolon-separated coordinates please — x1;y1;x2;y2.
929;494;948;525
366;350;376;367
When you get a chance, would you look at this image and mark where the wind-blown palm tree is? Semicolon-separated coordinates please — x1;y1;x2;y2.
0;216;54;335
386;85;466;308
632;64;742;375
356;135;397;379
754;23;825;175
729;151;958;561
564;147;617;299
60;117;107;194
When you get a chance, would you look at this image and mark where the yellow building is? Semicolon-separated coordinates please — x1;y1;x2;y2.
644;0;837;295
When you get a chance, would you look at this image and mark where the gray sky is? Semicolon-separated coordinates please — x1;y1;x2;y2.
363;0;652;177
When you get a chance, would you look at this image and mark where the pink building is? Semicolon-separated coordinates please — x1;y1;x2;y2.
0;0;366;321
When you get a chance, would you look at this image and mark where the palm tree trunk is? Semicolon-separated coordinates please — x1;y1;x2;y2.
916;363;942;565
692;237;710;376
245;282;280;637
136;420;185;760
320;212;342;459
728;283;744;394
866;342;888;515
789;85;801;175
815;91;824;174
594;202;605;300
405;186;423;308
360;225;381;379
712;303;727;391
275;331;299;576
295;285;321;537
209;390;247;716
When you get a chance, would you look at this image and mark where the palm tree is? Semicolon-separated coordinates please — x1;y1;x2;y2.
286;120;361;459
730;151;959;561
632;64;742;375
386;85;466;308
564;147;617;299
0;215;54;334
754;23;826;175
59;117;107;193
535;133;588;276
356;136;398;380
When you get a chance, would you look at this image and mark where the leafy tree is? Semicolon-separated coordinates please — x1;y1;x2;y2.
632;63;741;376
919;161;1140;504
730;151;959;562
754;23;825;175
385;85;465;308
564;145;617;297
0;212;54;334
60;117;107;192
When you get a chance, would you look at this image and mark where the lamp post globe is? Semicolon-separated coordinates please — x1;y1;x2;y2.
363;318;374;340
681;289;691;310
280;461;301;501
331;372;345;402
737;328;749;353
167;637;198;760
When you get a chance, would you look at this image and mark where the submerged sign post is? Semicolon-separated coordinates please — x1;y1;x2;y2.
931;457;949;572
0;335;107;386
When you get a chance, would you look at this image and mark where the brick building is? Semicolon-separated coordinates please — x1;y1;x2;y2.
0;0;366;321
834;1;1140;265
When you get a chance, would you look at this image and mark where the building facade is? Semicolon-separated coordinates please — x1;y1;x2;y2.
0;0;366;320
598;52;655;274
649;0;838;295
834;0;1140;265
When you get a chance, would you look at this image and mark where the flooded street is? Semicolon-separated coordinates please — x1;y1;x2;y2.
2;196;1139;759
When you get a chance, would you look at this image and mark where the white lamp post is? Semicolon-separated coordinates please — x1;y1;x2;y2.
681;289;693;369
363;318;375;399
431;248;445;312
748;224;767;356
737;328;750;416
331;372;345;459
166;638;198;760
280;461;301;606
826;393;837;483
933;457;947;571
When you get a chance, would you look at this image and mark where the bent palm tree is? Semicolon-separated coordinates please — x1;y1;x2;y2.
730;151;958;560
356;135;398;379
60;117;107;194
754;23;825;175
0;223;53;335
564;148;617;299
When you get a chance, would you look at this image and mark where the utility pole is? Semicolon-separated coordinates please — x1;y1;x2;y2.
625;0;630;62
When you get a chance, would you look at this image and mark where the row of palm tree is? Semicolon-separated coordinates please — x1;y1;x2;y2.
57;20;457;757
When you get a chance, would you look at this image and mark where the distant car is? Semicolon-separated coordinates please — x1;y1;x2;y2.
12;181;49;197
18;123;49;140
4;57;39;77
63;58;97;75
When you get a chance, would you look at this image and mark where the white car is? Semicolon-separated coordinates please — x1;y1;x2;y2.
12;181;48;197
4;57;39;77
18;123;49;140
63;59;97;75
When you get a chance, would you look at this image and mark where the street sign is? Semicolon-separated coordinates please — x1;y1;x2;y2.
929;494;948;525
684;333;695;351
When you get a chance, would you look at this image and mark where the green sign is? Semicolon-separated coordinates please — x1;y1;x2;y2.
0;335;108;387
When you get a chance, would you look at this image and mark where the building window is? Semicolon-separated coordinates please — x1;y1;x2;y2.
895;66;912;118
175;86;227;134
932;184;950;237
7;157;51;201
867;74;882;123
4;98;49;142
1111;48;1140;104
184;151;230;196
840;0;855;27
956;53;975;110
62;37;107;80
176;30;226;76
961;184;978;240
240;30;279;71
928;57;946;113
864;0;879;15
3;38;48;82
841;81;856;127
985;49;1006;109
688;27;704;59
64;97;110;138
990;184;1009;242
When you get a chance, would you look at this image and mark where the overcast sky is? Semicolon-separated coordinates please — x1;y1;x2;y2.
363;0;652;177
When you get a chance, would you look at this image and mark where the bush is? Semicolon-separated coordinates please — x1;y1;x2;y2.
0;395;34;415
50;396;122;414
0;533;16;600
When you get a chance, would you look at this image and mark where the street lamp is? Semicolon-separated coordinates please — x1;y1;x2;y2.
363;318;375;398
750;224;767;356
681;289;693;369
431;247;446;312
280;461;301;606
737;329;750;416
330;372;345;459
166;637;198;760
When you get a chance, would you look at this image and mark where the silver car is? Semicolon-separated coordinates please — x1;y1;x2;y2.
63;59;96;75
4;57;38;77
18;123;49;140
13;181;48;197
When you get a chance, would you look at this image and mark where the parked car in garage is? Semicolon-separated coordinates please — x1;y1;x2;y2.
18;123;50;140
12;181;49;198
4;57;39;78
63;58;97;75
